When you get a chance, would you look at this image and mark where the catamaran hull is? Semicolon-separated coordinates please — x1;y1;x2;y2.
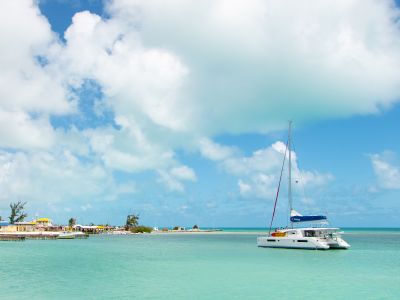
326;238;351;249
257;236;350;250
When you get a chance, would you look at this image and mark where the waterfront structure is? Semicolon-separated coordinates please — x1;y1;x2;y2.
1;218;59;232
14;221;36;232
0;221;14;232
73;224;112;234
0;218;88;240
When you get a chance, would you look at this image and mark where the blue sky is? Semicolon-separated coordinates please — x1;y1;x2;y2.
0;0;399;227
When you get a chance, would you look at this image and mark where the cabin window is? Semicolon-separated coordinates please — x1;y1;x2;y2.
304;230;316;237
267;239;276;242
297;240;308;242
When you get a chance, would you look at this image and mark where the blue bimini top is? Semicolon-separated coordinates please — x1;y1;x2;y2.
290;215;327;223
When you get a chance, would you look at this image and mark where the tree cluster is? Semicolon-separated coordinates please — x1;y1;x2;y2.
125;214;139;229
125;213;152;233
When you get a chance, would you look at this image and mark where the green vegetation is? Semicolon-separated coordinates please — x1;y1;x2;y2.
130;226;152;233
68;218;76;228
9;201;27;224
126;213;152;233
125;214;139;229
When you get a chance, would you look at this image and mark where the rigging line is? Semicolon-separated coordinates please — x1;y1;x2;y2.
268;138;289;236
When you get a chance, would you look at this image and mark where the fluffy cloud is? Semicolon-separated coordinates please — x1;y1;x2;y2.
170;166;197;181
0;0;73;150
200;140;333;199
85;120;176;173
57;0;400;148
238;174;277;199
370;151;400;189
104;0;400;135
59;10;191;131
0;150;106;203
8;0;399;151
0;110;56;149
51;9;196;176
157;166;197;192
198;138;237;161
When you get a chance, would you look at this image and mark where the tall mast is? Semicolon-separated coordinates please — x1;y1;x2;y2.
288;121;293;221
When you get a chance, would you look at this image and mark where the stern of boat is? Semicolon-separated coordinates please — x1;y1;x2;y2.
327;237;351;249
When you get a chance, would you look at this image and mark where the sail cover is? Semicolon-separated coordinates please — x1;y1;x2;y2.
290;215;327;222
290;209;327;223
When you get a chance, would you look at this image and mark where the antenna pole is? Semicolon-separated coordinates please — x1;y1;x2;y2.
288;121;293;228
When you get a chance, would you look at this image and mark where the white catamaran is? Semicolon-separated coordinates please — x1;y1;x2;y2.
257;122;350;250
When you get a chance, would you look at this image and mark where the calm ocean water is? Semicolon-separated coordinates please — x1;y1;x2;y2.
0;228;399;299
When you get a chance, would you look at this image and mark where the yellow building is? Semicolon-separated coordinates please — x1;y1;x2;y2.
35;218;53;227
14;221;36;232
0;218;54;232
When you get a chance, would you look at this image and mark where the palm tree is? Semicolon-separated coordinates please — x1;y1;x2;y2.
126;214;139;229
9;201;27;224
68;217;76;228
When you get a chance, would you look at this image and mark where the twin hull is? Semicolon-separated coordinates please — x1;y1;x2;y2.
257;235;350;250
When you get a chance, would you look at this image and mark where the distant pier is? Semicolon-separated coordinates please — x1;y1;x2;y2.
0;235;26;241
0;232;88;241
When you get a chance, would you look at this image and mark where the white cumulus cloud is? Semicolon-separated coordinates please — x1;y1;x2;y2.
200;140;333;199
157;165;197;192
0;150;105;203
0;0;74;150
370;151;400;189
103;0;400;135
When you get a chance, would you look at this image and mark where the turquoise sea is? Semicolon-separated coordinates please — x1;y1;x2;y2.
0;228;399;299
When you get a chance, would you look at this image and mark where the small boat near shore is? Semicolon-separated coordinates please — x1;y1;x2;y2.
57;232;76;239
257;122;350;250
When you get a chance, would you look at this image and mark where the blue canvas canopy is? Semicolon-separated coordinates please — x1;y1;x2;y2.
290;215;327;223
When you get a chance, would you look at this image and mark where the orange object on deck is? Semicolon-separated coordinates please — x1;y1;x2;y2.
271;232;286;237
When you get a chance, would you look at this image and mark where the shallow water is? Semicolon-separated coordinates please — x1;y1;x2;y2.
0;229;399;299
